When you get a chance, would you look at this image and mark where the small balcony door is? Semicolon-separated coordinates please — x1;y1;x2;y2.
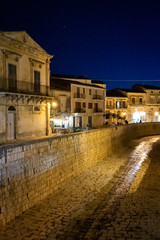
88;116;92;127
7;112;16;140
94;103;98;112
34;71;40;94
8;64;17;91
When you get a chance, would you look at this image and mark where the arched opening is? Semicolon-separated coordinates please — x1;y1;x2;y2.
133;111;140;123
8;106;16;111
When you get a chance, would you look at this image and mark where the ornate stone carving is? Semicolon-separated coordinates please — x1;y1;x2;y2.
29;58;44;68
2;49;21;61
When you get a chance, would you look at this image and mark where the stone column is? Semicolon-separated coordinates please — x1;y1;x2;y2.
46;103;52;136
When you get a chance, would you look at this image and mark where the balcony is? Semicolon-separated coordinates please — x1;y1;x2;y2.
74;93;86;99
74;108;86;113
94;108;103;113
106;105;114;109
0;78;50;96
106;105;127;109
130;102;145;106
93;95;103;100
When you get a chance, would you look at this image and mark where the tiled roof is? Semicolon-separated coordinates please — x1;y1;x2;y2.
106;89;127;97
133;84;160;90
52;74;88;79
120;88;145;93
50;77;105;91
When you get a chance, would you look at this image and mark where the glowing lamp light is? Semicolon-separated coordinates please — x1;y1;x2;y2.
123;112;126;116
155;112;158;116
140;111;145;116
52;102;57;107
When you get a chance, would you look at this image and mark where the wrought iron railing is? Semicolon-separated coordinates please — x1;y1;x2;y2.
106;105;127;109
93;95;103;100
0;78;50;96
94;109;103;113
74;108;86;113
74;93;86;98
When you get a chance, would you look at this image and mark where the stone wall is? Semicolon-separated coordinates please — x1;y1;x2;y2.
0;123;160;226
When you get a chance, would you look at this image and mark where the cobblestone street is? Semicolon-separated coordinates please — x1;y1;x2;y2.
0;136;160;240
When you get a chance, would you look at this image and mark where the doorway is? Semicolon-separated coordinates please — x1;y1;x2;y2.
7;106;16;140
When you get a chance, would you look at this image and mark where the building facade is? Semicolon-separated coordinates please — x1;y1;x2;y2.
50;75;106;131
106;85;160;123
0;31;54;143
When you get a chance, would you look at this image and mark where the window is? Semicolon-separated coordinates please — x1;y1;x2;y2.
75;102;81;112
139;98;143;104
8;106;16;111
122;101;126;108
83;88;85;94
150;97;155;104
34;106;40;111
77;87;80;93
132;98;135;104
94;103;98;111
116;101;120;108
8;64;17;91
109;100;112;106
88;103;92;109
88;116;92;127
83;102;86;108
34;71;40;94
89;89;92;95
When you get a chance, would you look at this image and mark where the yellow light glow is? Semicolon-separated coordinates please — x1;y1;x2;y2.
155;112;158;116
140;111;145;116
48;103;50;108
123;112;126;116
52;102;57;107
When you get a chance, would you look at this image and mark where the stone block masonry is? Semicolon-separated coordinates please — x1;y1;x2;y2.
0;122;160;226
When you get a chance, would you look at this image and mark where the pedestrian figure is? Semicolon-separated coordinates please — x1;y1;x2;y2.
125;120;128;124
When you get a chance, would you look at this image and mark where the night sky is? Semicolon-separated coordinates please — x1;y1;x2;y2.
1;0;160;90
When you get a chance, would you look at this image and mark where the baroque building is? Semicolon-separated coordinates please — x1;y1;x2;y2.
106;85;160;123
50;74;106;131
0;31;54;143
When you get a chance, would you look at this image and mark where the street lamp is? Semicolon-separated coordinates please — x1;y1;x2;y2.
52;102;57;107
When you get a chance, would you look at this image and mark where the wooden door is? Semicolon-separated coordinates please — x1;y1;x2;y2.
8;113;15;140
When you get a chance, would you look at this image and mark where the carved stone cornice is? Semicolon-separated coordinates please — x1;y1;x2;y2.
29;58;44;68
4;93;55;105
2;49;22;61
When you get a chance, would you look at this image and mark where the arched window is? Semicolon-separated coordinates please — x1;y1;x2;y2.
34;106;40;111
8;106;16;111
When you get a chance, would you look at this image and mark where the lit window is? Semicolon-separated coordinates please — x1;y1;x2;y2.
116;101;120;108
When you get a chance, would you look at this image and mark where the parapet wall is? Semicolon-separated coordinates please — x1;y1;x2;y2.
0;123;160;226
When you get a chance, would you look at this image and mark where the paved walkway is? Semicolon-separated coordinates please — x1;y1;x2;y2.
0;136;159;240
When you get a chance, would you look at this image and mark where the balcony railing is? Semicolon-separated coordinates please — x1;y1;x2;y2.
106;105;127;109
106;105;114;109
130;102;145;106
0;78;50;96
94;108;103;113
74;108;86;113
74;93;86;99
93;95;103;100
